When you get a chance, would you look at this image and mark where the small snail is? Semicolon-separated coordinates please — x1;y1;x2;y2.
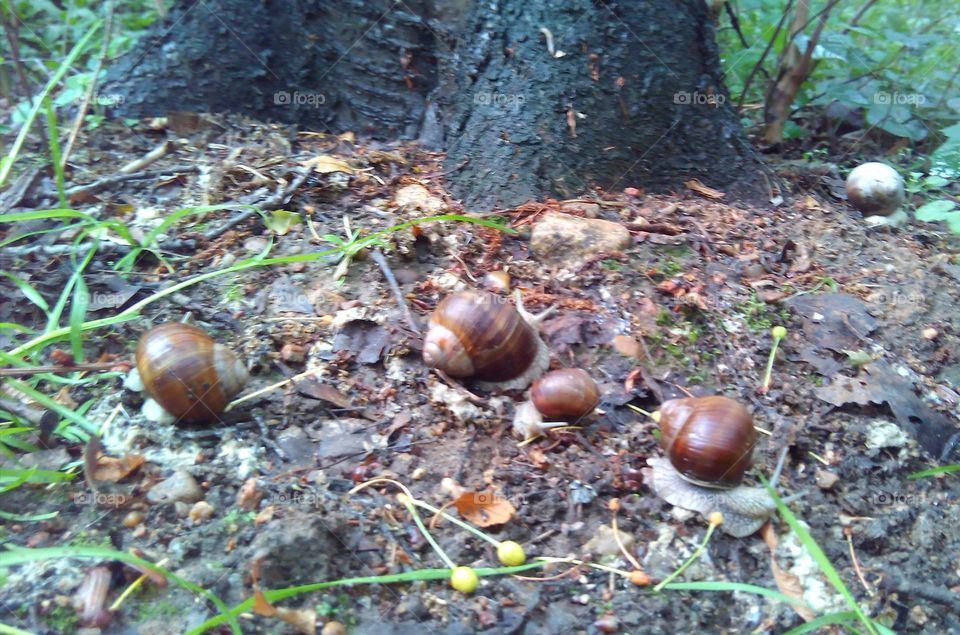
846;162;905;217
135;323;249;423
642;396;783;537
423;289;552;391
513;368;600;440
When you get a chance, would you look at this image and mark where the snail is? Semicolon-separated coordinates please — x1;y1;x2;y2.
641;396;786;537
423;289;553;391
513;368;600;440
135;323;249;423
846;162;905;217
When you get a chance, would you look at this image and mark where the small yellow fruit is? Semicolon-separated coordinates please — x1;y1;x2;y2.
497;541;526;567
450;566;479;593
771;326;787;340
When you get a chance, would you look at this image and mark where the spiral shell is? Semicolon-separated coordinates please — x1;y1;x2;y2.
657;396;756;489
135;323;248;423
422;290;547;387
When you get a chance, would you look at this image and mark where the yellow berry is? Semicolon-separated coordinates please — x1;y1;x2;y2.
771;326;787;340
708;511;724;527
450;566;479;593
629;569;652;586
497;541;526;567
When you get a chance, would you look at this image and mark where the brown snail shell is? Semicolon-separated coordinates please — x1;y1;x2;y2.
657;396;756;489
422;290;549;389
135;323;248;423
531;368;600;420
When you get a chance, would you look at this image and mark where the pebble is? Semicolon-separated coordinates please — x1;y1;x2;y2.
815;469;839;490
189;501;216;524
146;469;204;505
530;213;630;266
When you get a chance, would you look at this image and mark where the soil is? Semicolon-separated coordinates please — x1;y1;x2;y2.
1;116;959;635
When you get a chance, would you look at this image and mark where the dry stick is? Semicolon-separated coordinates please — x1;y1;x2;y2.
117;141;171;174
370;248;420;334
845;529;874;596
205;166;312;239
63;163;199;198
224;365;325;411
60;0;115;170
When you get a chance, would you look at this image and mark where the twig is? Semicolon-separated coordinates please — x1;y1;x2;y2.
63;164;200;198
0;237;197;258
61;0;115;169
117;141;170;174
879;571;960;613
370;248;420;334
204;166;311;239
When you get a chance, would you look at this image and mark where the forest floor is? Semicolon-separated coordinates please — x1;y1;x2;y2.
1;115;959;635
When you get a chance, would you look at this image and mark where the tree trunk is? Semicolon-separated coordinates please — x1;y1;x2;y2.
103;0;763;208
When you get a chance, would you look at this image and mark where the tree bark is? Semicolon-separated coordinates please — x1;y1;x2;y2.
103;0;763;208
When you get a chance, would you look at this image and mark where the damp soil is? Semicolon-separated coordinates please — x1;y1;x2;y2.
1;117;959;635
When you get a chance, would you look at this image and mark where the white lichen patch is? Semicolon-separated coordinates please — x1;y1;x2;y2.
429;382;482;423
864;419;911;450
775;523;846;614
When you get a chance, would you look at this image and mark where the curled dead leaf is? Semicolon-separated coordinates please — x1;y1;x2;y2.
453;491;516;527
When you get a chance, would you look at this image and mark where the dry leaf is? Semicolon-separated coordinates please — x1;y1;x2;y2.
761;524;816;622
302;155;356;174
393;183;443;213
612;335;644;359
453;491;515;527
685;179;725;199
91;453;144;482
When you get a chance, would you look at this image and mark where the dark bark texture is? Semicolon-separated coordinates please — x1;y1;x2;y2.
104;0;762;208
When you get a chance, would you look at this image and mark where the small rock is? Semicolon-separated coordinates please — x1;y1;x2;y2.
530;213;630;266
189;500;215;524
280;343;307;363
815;469;839;490
559;200;600;218
236;478;264;511
864;420;911;450
322;622;347;635
146;470;204;505
583;524;633;556
922;327;939;340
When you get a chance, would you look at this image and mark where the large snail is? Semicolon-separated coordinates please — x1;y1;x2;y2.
422;289;552;391
642;396;784;537
513;368;601;439
135;323;249;423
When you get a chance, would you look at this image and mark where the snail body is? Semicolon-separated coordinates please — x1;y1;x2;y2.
656;395;755;489
423;290;550;391
513;368;600;440
135;323;248;423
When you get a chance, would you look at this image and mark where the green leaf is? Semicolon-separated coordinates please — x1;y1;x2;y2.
915;199;958;221
0;273;50;314
263;210;302;235
69;276;90;362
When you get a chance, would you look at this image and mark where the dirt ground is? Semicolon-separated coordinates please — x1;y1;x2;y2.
1;116;959;635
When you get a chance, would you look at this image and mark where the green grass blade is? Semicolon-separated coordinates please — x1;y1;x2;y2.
781;611;862;634
69;275;90;362
4;379;97;436
0;510;59;522
45;240;96;336
660;580;811;608
0;467;72;484
44;98;67;208
907;464;960;479
0;21;101;186
0;545;240;634
0;273;50;315
0;209;95;223
764;478;879;635
0;622;37;635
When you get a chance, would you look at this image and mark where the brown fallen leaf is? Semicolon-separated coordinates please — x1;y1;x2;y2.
685;179;725;199
302;154;356;174
91;453;145;483
612;335;644;359
295;377;353;408
761;523;816;622
453;491;516;527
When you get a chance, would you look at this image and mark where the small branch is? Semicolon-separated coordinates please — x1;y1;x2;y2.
204;166;312;239
370;248;420;334
63;164;199;198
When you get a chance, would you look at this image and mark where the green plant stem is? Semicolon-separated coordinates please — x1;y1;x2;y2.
653;521;719;592
407;498;503;548
399;495;456;569
761;336;784;391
